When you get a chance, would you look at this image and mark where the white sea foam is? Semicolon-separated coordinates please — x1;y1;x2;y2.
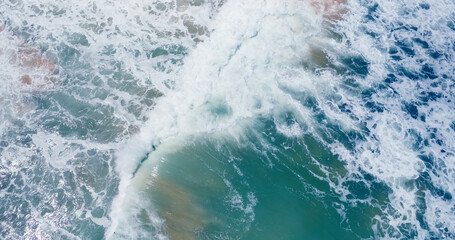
111;0;455;238
107;0;348;236
329;0;455;238
0;0;224;238
2;0;454;238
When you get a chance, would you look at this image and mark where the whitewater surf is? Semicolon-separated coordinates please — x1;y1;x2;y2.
1;0;455;239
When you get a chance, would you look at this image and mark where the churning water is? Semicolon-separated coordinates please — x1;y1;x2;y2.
1;0;455;239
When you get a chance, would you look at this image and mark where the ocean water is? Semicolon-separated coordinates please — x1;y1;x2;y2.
1;0;455;239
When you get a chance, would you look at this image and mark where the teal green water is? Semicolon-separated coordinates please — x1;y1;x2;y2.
129;118;389;239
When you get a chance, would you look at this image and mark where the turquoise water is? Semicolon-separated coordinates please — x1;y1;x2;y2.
133;127;375;239
1;0;455;239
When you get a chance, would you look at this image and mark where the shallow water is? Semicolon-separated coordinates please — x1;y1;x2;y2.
1;0;455;239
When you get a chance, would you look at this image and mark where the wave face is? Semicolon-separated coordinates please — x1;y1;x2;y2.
1;0;455;239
